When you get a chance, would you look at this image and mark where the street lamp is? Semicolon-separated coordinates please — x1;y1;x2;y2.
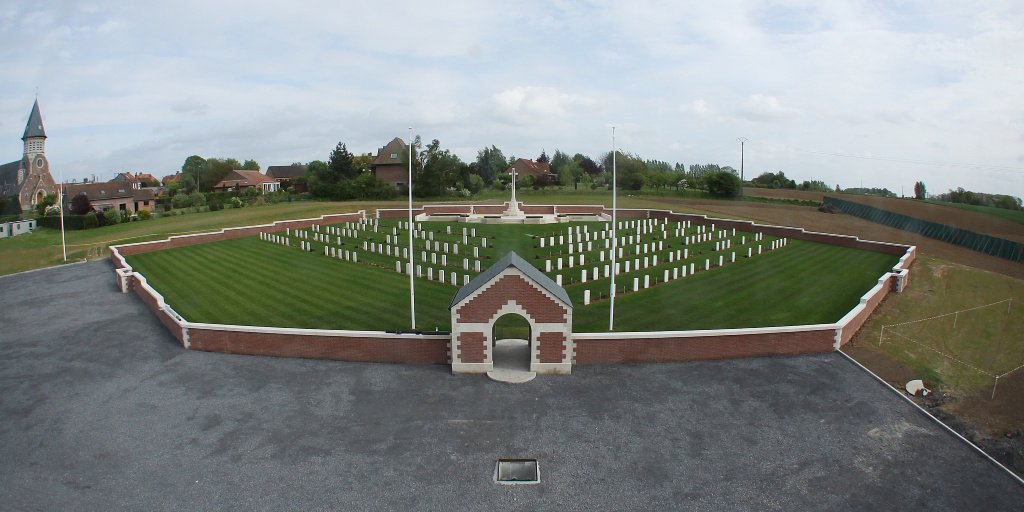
736;137;748;184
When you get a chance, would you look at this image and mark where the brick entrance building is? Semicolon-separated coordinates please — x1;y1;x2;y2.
449;252;573;374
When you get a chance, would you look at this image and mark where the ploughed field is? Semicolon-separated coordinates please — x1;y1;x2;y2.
124;218;900;332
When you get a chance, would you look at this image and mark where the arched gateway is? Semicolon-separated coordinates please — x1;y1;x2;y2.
449;252;573;374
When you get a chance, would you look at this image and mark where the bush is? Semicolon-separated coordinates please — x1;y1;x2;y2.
228;197;244;208
704;171;742;198
104;209;121;225
189;191;207;207
137;209;151;220
82;212;99;229
172;192;192;209
466;174;484;194
70;193;93;215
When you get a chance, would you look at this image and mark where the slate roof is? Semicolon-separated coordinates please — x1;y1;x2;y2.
449;251;572;309
64;182;137;200
0;160;22;196
22;100;46;140
372;137;407;166
266;165;308;179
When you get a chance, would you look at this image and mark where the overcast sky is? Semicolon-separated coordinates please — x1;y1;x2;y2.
1;1;1022;198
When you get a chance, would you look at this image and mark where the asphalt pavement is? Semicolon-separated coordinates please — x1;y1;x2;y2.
1;260;1021;511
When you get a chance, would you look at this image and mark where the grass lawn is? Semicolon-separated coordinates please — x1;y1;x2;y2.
852;256;1024;392
0;192;700;277
0;200;399;276
125;218;899;332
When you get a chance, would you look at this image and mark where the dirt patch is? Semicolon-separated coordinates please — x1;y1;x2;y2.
743;188;1024;243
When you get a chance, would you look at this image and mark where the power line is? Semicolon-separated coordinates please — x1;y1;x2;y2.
792;149;1024;175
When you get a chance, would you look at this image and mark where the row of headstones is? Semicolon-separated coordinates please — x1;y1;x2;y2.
260;232;290;246
321;245;360;262
540;223;757;254
386;222;488;248
419;251;483;272
395;261;472;286
557;237;791;296
544;230;770;270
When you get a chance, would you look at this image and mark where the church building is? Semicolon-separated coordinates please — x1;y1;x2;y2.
0;100;57;211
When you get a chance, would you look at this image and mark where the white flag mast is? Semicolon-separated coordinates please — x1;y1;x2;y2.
59;170;67;261
407;127;416;330
609;126;617;331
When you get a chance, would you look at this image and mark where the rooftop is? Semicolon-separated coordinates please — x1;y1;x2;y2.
1;261;1021;511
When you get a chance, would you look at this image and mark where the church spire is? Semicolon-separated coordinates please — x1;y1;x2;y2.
22;99;46;140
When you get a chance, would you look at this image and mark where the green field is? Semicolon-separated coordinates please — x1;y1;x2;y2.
125;218;899;332
855;256;1024;391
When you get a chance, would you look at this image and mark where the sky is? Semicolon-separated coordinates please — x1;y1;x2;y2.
1;0;1022;198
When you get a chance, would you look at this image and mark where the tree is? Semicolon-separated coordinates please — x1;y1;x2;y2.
752;171;795;189
474;146;507;185
70;193;93;215
241;159;260;171
415;139;465;197
536;150;549;164
35;193;56;216
914;181;926;200
550;150;580;188
328;142;357;180
574;154;602;176
181;156;207;192
798;180;830;192
704;170;742;197
203;158;239;191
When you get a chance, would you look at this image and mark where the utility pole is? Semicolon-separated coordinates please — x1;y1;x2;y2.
736;137;748;183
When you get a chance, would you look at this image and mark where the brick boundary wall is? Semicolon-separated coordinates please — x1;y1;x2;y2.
111;204;914;367
573;325;837;364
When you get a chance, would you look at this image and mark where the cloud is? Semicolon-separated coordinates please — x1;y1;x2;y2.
679;99;712;117
0;0;1022;198
736;94;802;122
491;86;597;126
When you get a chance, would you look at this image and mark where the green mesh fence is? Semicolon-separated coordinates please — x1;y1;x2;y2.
823;196;1023;262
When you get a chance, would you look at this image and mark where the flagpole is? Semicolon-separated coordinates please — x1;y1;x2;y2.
407;127;416;330
609;126;617;331
59;171;67;261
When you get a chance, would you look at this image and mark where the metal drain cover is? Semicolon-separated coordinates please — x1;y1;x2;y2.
495;459;540;485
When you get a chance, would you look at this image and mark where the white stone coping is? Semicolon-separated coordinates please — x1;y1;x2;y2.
572;323;838;340
186;321;450;339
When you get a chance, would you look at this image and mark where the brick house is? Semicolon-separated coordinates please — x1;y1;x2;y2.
266;165;308;192
506;158;553;180
449;251;573;374
371;137;408;188
64;181;155;214
212;170;280;193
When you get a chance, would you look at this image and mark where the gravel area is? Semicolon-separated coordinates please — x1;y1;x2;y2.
1;260;1022;511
